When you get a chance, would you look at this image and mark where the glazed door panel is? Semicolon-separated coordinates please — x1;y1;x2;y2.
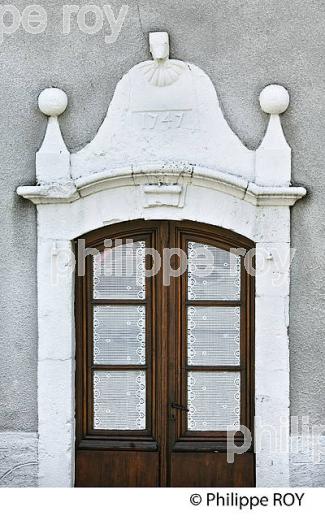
167;226;255;486
75;221;255;487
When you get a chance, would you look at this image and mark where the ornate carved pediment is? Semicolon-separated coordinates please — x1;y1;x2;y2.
17;32;306;207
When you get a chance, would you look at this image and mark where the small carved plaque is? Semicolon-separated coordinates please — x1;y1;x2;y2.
132;109;191;131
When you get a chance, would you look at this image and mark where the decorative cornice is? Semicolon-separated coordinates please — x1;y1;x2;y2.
244;183;306;207
17;164;306;206
17;182;79;204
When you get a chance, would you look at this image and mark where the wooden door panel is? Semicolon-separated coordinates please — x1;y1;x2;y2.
76;451;159;487
75;221;255;487
167;223;255;488
170;453;255;487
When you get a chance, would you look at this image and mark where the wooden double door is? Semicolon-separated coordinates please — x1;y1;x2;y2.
75;220;255;487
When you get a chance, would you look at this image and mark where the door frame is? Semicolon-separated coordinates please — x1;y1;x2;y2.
33;173;292;486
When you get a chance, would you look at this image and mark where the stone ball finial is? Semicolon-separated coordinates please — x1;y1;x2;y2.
38;88;68;117
259;84;290;115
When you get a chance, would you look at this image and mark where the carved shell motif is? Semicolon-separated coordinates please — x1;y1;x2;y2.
139;59;187;87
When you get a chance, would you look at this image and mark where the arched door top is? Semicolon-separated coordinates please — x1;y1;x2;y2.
75;220;255;487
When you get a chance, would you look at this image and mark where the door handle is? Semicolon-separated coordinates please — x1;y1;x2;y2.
170;402;189;412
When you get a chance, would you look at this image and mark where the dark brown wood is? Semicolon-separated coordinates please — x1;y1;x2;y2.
157;221;169;486
76;451;159;487
170;453;255;487
75;220;255;487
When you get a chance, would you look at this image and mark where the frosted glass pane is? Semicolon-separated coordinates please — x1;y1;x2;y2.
93;371;146;430
188;372;240;431
93;305;145;365
93;241;145;300
187;306;240;366
188;242;241;300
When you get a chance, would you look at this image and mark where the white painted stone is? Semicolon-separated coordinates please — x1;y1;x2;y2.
16;31;307;487
255;296;289;335
259;85;290;115
37;239;75;361
69;47;255;181
144;32;187;87
255;332;289;372
38;88;68;116
256;86;291;187
254;207;290;243
143;184;184;207
38;359;75;487
36;88;71;185
149;32;170;61
255;243;292;297
18;166;305;208
256;116;291;187
255;292;290;486
37;198;103;241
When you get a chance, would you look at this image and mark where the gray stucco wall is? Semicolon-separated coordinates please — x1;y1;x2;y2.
0;0;324;456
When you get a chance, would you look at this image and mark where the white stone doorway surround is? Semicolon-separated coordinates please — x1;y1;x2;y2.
18;32;306;486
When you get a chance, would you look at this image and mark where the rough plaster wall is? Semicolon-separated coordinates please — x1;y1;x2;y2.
0;0;324;433
0;433;38;487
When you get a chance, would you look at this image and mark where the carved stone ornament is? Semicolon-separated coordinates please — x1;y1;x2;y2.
18;32;306;207
139;32;188;87
139;58;188;88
